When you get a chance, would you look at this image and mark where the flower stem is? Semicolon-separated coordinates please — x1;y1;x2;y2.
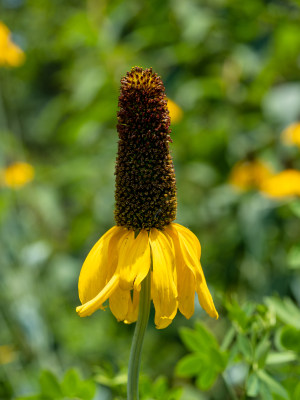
127;271;151;400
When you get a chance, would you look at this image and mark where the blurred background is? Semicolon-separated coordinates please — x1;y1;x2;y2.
1;0;300;399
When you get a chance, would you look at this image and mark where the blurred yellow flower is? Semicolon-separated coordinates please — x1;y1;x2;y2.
1;162;34;188
229;160;273;191
281;122;300;147
0;21;25;67
0;345;16;365
260;169;300;198
167;98;183;124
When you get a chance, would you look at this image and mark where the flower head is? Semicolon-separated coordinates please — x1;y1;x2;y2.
167;99;183;124
1;162;34;188
229;160;273;191
281;122;300;147
0;22;25;67
76;67;218;329
260;169;300;198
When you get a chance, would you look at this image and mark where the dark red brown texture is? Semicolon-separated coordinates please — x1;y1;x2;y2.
114;67;177;231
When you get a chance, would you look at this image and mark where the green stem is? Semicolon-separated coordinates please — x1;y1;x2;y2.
127;271;151;400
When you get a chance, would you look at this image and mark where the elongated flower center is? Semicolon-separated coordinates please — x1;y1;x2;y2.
115;67;177;230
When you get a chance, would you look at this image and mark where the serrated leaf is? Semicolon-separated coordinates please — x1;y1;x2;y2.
246;372;260;397
176;354;205;377
257;369;289;400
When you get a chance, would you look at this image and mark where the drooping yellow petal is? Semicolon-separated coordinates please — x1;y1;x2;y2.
77;275;119;317
109;286;130;321
172;223;201;258
196;268;219;319
118;230;151;291
78;226;126;304
149;229;178;329
169;223;218;320
164;226;195;319
124;289;140;324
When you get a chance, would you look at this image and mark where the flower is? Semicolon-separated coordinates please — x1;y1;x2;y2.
0;21;25;67
281;122;300;147
76;67;218;329
1;162;34;188
229;160;273;191
260;169;300;198
167;99;183;124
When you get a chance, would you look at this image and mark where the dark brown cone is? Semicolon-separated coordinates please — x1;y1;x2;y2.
114;67;177;231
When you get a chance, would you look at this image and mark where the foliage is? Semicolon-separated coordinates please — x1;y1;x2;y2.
176;298;300;399
16;369;96;400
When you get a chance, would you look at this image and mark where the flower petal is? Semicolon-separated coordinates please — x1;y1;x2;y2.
168;223;218;320
164;226;195;319
78;226;125;304
124;289;140;324
77;275;119;317
109;286;130;321
149;229;178;329
172;223;201;258
118;230;151;291
196;268;219;319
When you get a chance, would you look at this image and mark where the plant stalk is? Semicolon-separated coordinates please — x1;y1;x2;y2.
127;271;151;400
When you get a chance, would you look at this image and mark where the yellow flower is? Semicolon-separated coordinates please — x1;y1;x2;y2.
76;223;218;329
0;21;25;67
1;162;34;188
167;98;183;124
76;67;218;329
229;160;273;191
260;169;300;198
281;122;300;147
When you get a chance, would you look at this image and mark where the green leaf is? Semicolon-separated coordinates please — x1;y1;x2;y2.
265;297;300;329
195;321;219;349
226;299;249;330
39;371;62;399
254;334;271;368
259;380;273;400
179;328;206;353
266;351;297;365
246;372;260;397
209;347;228;371
287;245;300;269
280;326;300;353
176;354;205;377
289;200;300;218
179;322;218;353
237;334;253;361
195;368;218;391
61;369;81;395
257;370;289;400
293;382;300;399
